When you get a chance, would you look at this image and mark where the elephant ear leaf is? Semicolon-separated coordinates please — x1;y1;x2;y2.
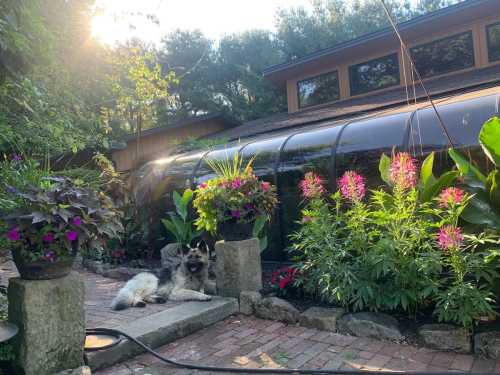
379;153;391;185
448;148;486;185
420;171;458;202
419;152;436;189
486;170;500;211
479;116;500;167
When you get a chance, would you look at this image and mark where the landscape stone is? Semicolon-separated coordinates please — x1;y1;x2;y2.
8;272;85;375
215;238;262;298
239;291;262;315
417;324;471;353
254;297;300;323
300;306;345;332
474;331;500;359
338;312;403;342
52;366;92;375
160;243;182;269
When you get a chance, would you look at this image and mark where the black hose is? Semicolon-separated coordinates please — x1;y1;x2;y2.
86;327;490;375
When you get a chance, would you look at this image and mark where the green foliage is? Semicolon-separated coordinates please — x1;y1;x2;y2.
2;177;123;262
448;116;500;229
162;190;201;248
291;152;498;327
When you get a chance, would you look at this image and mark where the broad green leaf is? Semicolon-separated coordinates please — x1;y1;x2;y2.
448;148;486;185
419;152;436;187
461;192;500;228
486;170;500;211
420;171;458;202
252;216;267;237
259;236;268;252
173;190;187;221
479;116;500;166
379;153;391;185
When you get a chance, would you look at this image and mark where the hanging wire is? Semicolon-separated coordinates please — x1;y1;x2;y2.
379;0;455;149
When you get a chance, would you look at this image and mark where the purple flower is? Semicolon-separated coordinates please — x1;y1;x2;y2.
72;216;82;227
11;153;22;162
231;178;242;189
43;251;56;263
66;230;78;241
230;210;241;219
243;203;254;211
42;232;55;243
5;186;16;194
6;228;20;241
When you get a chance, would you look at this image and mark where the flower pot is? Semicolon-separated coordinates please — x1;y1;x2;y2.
217;221;253;241
11;250;75;280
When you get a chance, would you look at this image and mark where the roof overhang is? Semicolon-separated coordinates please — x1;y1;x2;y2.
263;0;500;86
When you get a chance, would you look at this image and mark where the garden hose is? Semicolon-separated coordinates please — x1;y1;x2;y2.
86;327;491;375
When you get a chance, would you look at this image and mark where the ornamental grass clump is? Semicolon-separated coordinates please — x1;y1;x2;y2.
290;151;498;327
193;153;278;236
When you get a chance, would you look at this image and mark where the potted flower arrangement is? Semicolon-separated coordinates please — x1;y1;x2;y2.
2;177;123;280
193;154;278;241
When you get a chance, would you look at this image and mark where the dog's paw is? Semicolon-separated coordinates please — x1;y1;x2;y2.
135;301;147;308
155;297;167;304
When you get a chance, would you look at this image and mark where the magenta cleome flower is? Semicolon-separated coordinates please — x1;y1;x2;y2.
438;187;464;208
299;172;326;199
198;182;208;189
437;225;464;250
230;210;241;219
261;181;271;191
71;216;82;226
6;228;20;241
42;232;55;243
390;152;418;190
338;171;366;203
66;230;78;242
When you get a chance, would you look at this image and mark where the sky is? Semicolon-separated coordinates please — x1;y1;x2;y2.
91;0;314;45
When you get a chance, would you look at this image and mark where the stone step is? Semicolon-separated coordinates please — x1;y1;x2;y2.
85;297;238;371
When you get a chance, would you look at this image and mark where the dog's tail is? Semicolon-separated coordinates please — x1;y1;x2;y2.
111;288;134;311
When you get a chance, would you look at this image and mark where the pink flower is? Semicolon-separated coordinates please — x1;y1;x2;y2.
338;171;366;202
279;277;292;289
198;182;208;189
6;228;20;241
390;152;418;190
66;230;78;241
437;225;464;250
43;251;56;263
42;233;55;243
231;178;242;189
262;182;270;191
438;187;464;208
302;216;312;223
230;210;241;219
72;216;82;226
299;172;326;199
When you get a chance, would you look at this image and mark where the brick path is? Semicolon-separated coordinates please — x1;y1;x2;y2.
96;315;500;374
0;259;180;329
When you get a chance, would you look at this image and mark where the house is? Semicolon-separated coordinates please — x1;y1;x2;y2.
137;0;500;261
110;113;238;172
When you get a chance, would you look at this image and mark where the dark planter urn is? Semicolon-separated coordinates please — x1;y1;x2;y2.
217;220;253;241
11;250;75;280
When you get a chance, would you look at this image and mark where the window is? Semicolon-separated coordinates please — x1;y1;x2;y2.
349;53;400;96
297;71;340;108
411;31;474;79
487;22;500;62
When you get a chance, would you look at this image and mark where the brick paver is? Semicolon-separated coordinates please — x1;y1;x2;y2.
95;315;500;374
0;259;181;329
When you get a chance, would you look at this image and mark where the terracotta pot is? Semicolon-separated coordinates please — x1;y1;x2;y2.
11;250;75;280
217;220;254;241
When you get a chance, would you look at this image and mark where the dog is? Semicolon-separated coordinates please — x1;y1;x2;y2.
111;242;212;310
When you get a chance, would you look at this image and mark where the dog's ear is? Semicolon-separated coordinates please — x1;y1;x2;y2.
180;245;190;256
197;240;208;254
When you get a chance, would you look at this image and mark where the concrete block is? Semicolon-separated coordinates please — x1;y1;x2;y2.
8;272;85;375
215;238;262;298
